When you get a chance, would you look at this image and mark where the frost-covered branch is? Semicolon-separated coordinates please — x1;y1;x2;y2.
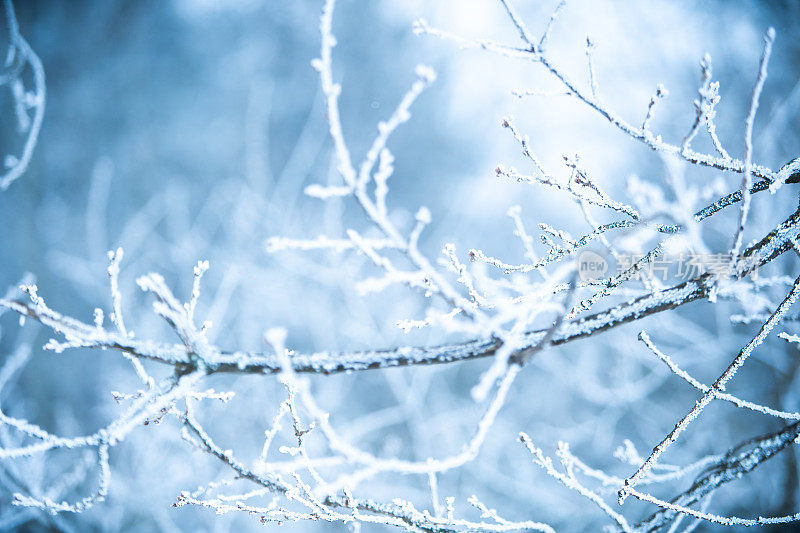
3;0;800;529
634;421;800;531
4;204;800;380
621;273;800;499
0;0;45;190
415;1;776;179
730;27;775;262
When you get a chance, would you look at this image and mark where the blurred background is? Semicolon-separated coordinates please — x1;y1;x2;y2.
1;0;800;530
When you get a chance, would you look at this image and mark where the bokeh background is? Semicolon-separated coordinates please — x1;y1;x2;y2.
1;0;800;530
